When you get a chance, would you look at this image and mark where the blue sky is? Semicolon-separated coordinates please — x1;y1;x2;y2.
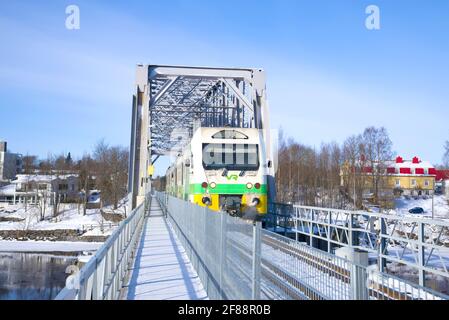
0;0;448;175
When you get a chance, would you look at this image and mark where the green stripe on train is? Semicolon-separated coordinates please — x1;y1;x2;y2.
189;183;267;195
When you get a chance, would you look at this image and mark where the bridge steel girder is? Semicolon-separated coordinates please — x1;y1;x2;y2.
128;64;275;210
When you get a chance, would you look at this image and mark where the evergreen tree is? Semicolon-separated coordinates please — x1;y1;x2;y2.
65;152;73;165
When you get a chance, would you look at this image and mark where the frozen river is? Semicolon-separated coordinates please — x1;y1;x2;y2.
0;252;77;300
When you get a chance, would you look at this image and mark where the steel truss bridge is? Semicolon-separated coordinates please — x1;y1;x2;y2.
128;65;275;210
55;65;449;300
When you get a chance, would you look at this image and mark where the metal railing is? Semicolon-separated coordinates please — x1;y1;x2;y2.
366;267;448;300
156;192;449;300
80;223;119;234
264;202;293;236
275;205;449;293
55;190;449;300
55;195;149;300
157;192;259;299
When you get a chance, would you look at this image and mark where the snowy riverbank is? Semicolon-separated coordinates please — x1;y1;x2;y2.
0;240;103;253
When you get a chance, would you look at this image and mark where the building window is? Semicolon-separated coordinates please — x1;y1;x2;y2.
424;180;429;187
411;179;417;187
396;179;400;187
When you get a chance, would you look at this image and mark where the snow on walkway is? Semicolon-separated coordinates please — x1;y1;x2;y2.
123;199;208;300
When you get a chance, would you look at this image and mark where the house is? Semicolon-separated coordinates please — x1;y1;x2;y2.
3;174;80;205
0;141;23;185
0;184;16;204
385;156;436;197
340;156;437;206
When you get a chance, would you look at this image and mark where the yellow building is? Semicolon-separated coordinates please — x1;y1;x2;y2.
340;156;436;199
385;156;436;196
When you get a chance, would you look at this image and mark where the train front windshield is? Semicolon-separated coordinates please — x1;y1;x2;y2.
202;143;259;171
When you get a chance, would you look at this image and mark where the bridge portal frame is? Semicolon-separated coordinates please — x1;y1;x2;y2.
128;64;275;210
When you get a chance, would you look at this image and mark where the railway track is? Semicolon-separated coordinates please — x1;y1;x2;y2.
227;236;327;300
261;232;420;300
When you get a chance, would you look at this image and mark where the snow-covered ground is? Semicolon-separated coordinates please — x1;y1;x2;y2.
394;195;449;219
0;201;126;234
0;199;128;266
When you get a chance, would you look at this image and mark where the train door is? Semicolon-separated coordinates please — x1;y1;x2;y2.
184;154;191;201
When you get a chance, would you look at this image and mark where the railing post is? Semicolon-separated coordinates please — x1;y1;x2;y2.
295;207;298;243
309;209;314;247
379;217;387;273
252;221;261;300
350;251;369;300
348;213;353;248
336;246;369;300
418;221;426;287
327;210;332;253
219;212;227;299
165;194;168;216
284;213;287;236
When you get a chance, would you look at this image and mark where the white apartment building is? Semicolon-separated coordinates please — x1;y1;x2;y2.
0;141;23;184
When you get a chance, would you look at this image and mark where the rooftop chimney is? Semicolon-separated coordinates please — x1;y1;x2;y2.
0;141;6;153
396;156;403;164
412;156;420;164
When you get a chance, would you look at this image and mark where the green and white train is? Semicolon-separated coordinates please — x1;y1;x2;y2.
166;127;268;218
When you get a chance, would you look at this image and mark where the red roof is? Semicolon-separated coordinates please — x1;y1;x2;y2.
363;167;373;173
415;168;424;175
435;170;449;181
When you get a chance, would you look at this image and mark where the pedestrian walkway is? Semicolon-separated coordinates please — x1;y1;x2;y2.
123;198;208;300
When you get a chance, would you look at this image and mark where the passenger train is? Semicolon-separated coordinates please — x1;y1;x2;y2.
166;127;268;218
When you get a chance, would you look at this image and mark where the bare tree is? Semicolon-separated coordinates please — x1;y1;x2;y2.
78;154;95;216
53;153;71;217
22;154;37;174
94;140;129;210
36;185;49;221
362;127;393;206
35;154;54;221
275;135;344;208
342;134;367;209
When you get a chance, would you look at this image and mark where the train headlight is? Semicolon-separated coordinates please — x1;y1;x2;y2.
201;182;208;189
202;196;212;206
254;183;261;190
246;183;253;189
210;182;217;189
252;197;260;206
